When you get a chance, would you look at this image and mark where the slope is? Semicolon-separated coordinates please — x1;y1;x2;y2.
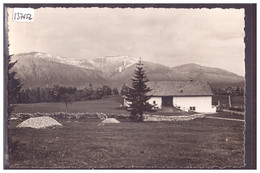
11;53;245;89
12;53;109;88
171;63;245;88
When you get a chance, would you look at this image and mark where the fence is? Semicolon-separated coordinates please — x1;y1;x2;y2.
222;109;245;116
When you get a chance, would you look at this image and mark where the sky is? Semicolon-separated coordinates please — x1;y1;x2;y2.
7;7;245;76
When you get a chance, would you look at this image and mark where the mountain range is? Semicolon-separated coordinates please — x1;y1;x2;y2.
11;52;245;89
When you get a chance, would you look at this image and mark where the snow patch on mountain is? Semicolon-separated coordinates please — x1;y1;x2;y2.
33;52;96;70
86;55;139;74
31;53;139;74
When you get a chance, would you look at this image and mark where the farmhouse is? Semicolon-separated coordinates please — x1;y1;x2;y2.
147;80;216;113
124;80;216;113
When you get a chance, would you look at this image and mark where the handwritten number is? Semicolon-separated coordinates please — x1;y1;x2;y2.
27;14;32;20
14;12;33;21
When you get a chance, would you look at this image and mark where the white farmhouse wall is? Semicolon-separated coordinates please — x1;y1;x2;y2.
173;96;216;113
148;97;162;109
124;97;162;109
123;98;131;108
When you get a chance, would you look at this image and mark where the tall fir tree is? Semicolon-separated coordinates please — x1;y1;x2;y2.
8;55;22;114
126;59;154;121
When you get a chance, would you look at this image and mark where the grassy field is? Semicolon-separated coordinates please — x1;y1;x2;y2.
207;112;244;120
8;116;244;168
13;96;128;114
8;96;245;168
12;96;192;116
14;95;245;114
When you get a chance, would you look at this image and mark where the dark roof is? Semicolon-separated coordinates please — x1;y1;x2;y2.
148;80;213;96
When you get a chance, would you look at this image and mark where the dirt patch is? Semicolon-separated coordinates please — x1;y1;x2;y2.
100;118;120;124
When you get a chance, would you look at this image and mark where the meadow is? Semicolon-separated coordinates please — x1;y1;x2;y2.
8;116;244;168
7;96;245;168
13;95;245;115
13;96;127;114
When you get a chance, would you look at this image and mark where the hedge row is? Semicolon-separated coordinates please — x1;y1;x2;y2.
9;112;130;120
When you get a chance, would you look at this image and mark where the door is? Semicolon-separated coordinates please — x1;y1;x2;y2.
162;96;173;106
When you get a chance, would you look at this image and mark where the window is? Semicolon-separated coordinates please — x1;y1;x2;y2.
189;106;196;111
153;100;156;104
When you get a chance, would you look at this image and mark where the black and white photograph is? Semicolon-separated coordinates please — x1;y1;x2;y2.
4;4;256;169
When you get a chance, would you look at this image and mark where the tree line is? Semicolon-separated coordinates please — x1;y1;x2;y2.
211;86;244;96
16;84;119;104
